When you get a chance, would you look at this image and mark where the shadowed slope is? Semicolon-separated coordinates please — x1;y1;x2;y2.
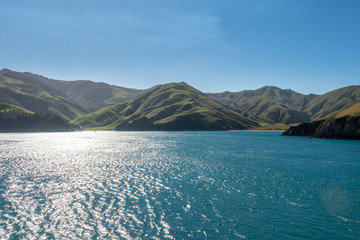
0;111;75;132
0;103;76;132
0;103;33;114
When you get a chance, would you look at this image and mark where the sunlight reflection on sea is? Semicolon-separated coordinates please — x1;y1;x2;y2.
0;131;359;239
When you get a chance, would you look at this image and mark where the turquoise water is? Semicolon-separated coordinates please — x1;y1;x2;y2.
0;131;359;239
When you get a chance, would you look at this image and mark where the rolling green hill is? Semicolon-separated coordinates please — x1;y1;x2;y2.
207;86;317;124
2;68;360;131
74;82;260;130
304;85;360;120
0;69;87;120
38;78;155;112
208;85;360;124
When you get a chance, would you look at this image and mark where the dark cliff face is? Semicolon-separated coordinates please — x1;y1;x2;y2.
314;116;360;139
283;116;360;139
282;120;324;136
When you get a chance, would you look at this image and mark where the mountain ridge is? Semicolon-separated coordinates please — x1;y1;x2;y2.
1;68;360;132
207;85;360;124
74;82;260;130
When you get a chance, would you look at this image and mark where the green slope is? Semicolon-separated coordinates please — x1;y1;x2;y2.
304;85;360;120
38;78;155;112
74;82;260;130
0;69;87;120
3;68;360;129
335;103;360;118
207;86;317;124
208;85;360;124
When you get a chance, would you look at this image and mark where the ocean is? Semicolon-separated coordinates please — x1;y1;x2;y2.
0;131;359;239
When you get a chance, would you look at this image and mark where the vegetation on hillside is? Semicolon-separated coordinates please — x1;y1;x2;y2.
304;85;360;120
74;82;260;130
1;69;360;132
207;86;317;124
335;103;360;118
208;85;360;124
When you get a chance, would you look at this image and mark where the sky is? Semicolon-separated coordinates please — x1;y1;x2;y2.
0;0;359;94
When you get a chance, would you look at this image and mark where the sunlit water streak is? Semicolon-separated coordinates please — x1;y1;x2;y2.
0;131;359;239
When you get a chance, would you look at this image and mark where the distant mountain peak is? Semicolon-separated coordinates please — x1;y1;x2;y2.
260;85;281;89
158;81;197;91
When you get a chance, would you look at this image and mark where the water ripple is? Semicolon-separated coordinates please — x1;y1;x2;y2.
0;131;359;239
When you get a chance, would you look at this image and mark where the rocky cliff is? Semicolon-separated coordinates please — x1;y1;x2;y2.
283;115;360;139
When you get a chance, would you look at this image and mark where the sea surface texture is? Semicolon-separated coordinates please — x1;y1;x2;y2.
0;131;359;239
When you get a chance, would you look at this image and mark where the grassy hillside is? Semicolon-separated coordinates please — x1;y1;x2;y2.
207;86;317;124
208;85;360;124
38;79;155;112
74;82;260;130
3;68;360;129
0;69;87;120
304;85;360;120
334;102;360;118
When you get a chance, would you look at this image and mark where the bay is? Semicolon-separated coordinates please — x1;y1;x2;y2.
0;131;359;239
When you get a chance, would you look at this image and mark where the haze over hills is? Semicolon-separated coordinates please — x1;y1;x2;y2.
38;78;156;112
74;82;259;130
1;69;154;113
0;69;87;120
0;69;359;132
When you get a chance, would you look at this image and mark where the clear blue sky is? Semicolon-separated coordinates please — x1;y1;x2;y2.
1;0;359;94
